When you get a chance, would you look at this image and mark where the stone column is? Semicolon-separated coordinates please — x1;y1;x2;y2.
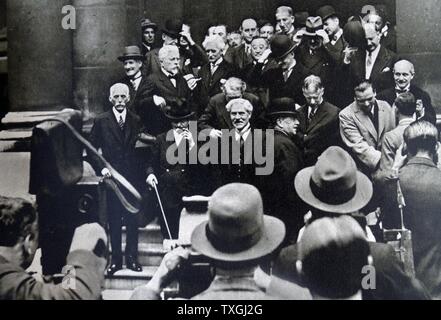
7;0;73;111
72;0;143;117
396;0;441;111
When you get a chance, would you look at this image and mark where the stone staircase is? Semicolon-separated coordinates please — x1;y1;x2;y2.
102;222;167;300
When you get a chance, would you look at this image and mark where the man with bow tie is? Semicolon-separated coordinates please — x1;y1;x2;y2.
88;83;144;275
143;45;196;136
378;59;436;124
145;99;207;239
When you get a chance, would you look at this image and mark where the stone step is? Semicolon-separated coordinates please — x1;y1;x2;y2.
104;266;157;290
122;223;164;245
111;243;166;267
101;289;134;300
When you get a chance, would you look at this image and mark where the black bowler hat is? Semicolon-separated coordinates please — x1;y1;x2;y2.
117;46;145;62
269;35;298;60
317;5;339;22
163;98;195;121
162;19;183;39
266;98;299;119
343;20;366;48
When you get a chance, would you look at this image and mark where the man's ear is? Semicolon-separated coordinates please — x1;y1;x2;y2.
23;233;36;256
109;96;113;103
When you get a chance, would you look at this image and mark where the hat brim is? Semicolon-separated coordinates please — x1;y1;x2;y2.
162;29;180;38
118;55;145;62
267;111;299;118
294;167;373;214
303;31;320;37
191;215;285;262
142;24;158;31
269;42;298;60
165;112;196;121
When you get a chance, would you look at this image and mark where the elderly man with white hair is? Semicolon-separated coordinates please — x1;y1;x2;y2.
378;59;436;124
144;45;196;135
195;35;238;115
88;83;144;275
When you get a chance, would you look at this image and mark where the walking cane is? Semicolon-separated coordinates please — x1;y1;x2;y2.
152;181;173;240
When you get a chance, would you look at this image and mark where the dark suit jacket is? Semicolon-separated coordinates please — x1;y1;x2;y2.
377;85;436;124
296;45;335;96
88;109;144;186
231;43;253;71
261;130;305;240
248;61;309;105
324;36;347;64
273;241;430;300
198;92;265;131
120;75;152;127
144;71;194;135
0;251;104;300
195;59;238;114
146;132;208;207
343;45;397;94
383;157;441;299
299;101;341;166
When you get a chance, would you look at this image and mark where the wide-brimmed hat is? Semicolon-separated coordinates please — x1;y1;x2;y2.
316;5;339;22
266;98;299;119
303;16;324;37
163;98;195;121
162;19;183;38
117;46;145;62
269;35;298;60
141;18;157;31
191;183;285;262
294;146;373;214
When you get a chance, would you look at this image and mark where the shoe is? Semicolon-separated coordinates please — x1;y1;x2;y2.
107;263;122;276
126;256;142;272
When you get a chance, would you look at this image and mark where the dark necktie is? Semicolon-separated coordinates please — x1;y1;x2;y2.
118;115;124;131
308;107;317;125
239;135;245;165
370;104;379;133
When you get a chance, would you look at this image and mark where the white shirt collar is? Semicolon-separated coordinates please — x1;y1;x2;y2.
234;123;251;141
130;71;142;91
112;107;127;123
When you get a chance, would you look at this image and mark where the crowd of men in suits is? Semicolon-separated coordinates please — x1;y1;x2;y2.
1;3;441;300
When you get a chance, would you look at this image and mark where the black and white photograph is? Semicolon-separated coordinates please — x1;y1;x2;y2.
0;0;441;304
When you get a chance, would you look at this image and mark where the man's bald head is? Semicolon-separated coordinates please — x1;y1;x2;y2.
241;19;258;44
110;83;130;97
394;60;415;90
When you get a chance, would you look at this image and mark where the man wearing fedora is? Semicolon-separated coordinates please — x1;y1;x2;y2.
339;81;395;177
88;83;143;275
270;146;430;300
316;5;346;64
295;16;336;103
298;75;341;166
248;34;308;105
262;98;305;243
146;99;207;239
130;183;288;300
141;18;158;56
117;46;153;131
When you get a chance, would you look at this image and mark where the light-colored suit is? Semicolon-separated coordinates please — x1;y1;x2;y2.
339;99;395;173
